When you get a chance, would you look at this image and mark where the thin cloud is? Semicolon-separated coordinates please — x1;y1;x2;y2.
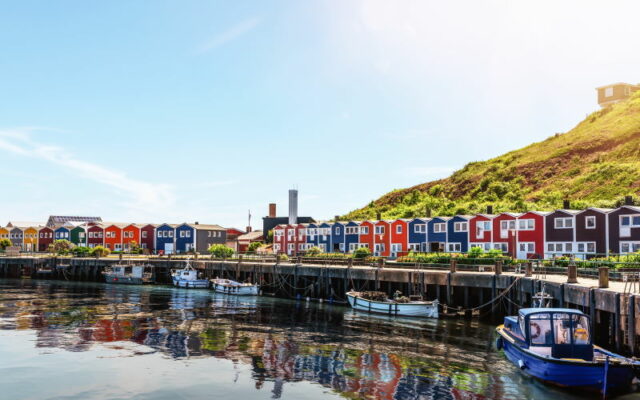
0;127;176;214
198;17;261;53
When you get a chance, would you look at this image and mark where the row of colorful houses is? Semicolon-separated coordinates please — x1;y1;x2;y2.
0;221;228;254
273;206;640;259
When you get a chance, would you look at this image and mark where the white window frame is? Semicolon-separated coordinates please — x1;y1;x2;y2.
554;217;573;229
620;241;640;254
396;225;402;234
414;224;426;233
375;226;385;235
447;242;461;252
518;219;535;231
585;216;596;229
360;226;369;235
604;86;614;97
454;222;468;232
433;223;447;233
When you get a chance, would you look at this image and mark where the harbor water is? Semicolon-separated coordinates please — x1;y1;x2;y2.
0;279;637;400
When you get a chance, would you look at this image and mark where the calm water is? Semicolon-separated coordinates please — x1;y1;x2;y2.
0;279;637;400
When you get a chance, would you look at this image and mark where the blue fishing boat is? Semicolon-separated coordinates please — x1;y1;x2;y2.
496;308;640;394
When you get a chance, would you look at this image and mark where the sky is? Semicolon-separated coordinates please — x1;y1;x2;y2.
1;0;639;229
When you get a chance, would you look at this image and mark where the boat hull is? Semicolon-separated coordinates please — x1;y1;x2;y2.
213;283;259;296
497;327;636;392
346;292;438;318
173;278;210;289
105;275;145;285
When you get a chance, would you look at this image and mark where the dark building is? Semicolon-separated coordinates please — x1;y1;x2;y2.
262;202;314;242
608;205;640;254
576;208;611;256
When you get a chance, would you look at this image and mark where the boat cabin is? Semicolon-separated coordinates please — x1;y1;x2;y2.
504;308;592;360
109;265;144;278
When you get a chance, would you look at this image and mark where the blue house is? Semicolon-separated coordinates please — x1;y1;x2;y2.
344;221;360;253
175;223;196;253
331;222;345;252
156;224;176;254
447;215;471;253
408;218;429;252
427;217;450;252
306;223;319;248
54;226;70;241
318;222;332;253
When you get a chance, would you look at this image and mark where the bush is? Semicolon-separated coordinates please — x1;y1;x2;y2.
305;246;322;256
72;246;91;257
353;247;372;259
279;254;289;261
91;246;111;257
208;244;234;258
49;240;74;255
247;241;264;252
0;238;11;250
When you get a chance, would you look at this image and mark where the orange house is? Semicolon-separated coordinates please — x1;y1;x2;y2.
358;221;375;251
122;224;141;251
104;224;125;251
374;220;391;257
23;227;39;252
0;227;10;241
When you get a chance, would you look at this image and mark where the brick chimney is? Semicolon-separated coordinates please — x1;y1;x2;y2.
486;205;493;215
376;212;382;221
269;203;277;218
246;226;252;233
563;199;571;210
625;196;634;206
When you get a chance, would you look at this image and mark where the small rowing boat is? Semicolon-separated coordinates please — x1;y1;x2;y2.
346;291;438;318
211;278;259;296
496;307;640;394
104;264;154;285
171;260;209;289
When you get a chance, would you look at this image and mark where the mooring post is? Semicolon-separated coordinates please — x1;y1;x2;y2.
598;267;609;288
615;293;622;353
236;255;243;280
450;259;457;273
628;295;636;356
491;275;497;317
276;254;280;265
589;288;597;342
494;260;502;275
567;260;578;284
525;262;532;277
446;272;452;305
559;284;565;307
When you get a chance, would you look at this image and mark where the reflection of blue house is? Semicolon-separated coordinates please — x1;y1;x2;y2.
427;217;449;252
447;215;470;253
175;223;195;253
306;223;319;248
408;218;429;252
156;224;176;254
331;222;345;252
54;226;70;240
318;222;332;253
344;221;360;253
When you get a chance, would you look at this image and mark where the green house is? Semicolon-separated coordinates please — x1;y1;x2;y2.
70;226;87;247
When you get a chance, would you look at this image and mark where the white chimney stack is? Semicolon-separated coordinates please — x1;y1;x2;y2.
288;189;298;225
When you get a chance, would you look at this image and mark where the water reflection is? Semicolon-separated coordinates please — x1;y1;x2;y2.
0;279;587;400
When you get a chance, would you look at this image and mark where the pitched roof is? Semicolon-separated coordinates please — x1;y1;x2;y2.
238;230;264;241
6;221;45;228
46;215;101;227
192;224;226;230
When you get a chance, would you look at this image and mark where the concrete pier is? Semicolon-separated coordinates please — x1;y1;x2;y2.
1;256;639;356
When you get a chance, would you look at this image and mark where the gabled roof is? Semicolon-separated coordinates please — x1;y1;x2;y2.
193;224;225;230
615;205;640;213
6;221;45;229
577;207;614;215
550;209;582;215
238;230;264;241
472;214;496;219
46;215;101;227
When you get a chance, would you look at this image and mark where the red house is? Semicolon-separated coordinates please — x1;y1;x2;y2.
272;224;286;254
359;221;375;251
469;214;494;251
516;211;549;259
295;224;307;254
87;224;104;248
122;224;141;252
373;220;391;257
139;224;156;252
38;227;54;252
104;224;125;251
492;213;520;256
390;219;409;258
284;224;297;255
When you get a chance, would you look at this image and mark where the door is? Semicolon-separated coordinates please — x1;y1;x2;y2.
620;216;631;237
517;242;534;259
165;243;174;255
391;244;401;258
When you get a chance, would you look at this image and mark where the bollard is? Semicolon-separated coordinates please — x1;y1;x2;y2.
450;259;457;273
276;254;281;265
378;258;384;268
348;258;353;268
495;260;502;275
598;266;609;288
297;256;302;265
567;261;578;284
525;262;533;277
119;253;123;261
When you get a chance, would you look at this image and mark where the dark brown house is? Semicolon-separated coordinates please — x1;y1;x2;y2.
545;210;578;256
576;208;611;256
608;206;640;254
596;82;640;108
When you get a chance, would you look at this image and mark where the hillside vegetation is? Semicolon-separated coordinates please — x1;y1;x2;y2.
343;91;640;220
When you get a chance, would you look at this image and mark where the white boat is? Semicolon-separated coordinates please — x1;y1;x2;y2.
346;291;439;318
171;260;209;289
104;264;153;285
211;278;259;296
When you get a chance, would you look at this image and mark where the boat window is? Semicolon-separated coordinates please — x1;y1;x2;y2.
518;315;525;336
529;313;552;345
553;313;571;345
572;315;591;344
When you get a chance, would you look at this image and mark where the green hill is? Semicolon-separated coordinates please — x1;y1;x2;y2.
343;91;640;220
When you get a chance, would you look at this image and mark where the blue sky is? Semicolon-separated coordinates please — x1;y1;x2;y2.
1;1;639;229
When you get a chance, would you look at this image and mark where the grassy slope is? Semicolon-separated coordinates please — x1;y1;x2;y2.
343;91;640;220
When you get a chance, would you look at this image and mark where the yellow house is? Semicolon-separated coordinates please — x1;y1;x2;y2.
0;227;8;240
23;227;38;252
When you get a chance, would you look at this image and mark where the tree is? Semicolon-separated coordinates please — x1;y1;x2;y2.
128;241;141;254
91;246;111;258
0;238;11;250
247;241;264;252
72;246;91;257
208;244;234;258
353;247;372;259
49;240;74;255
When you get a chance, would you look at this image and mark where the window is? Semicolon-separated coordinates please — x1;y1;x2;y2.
409;243;421;251
529;313;552;345
604;87;614;97
433;223;446;233
585;216;596;229
621;242;640;254
79;232;85;238
396;225;402;234
375;226;385;234
554;217;573;229
519;242;534;252
577;242;596;253
179;231;185;238
447;243;461;252
360;226;369;235
346;227;359;235
501;220;516;230
493;243;508;252
414;224;426;233
169;231;174;238
142;231;147;239
553;313;571;345
335;227;341;235
518;219;535;230
471;243;491;251
621;215;640;227
454;222;468;232
349;243;356;251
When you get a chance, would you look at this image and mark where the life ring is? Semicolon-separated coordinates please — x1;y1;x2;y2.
575;328;588;342
530;322;541;339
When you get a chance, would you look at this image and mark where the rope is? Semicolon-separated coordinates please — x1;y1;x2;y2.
438;276;522;313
